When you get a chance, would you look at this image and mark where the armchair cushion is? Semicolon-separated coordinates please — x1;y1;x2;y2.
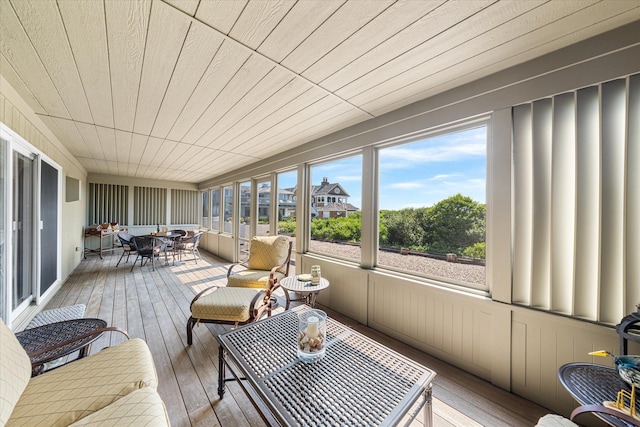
191;287;262;322
68;387;169;426
8;338;158;427
247;236;290;272
0;319;32;426
227;270;286;289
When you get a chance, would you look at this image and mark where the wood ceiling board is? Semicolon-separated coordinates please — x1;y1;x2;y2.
182;53;274;144
126;163;138;177
114;130;133;165
341;0;604;104
163;142;206;171
74;121;107;161
247;103;367;157
302;0;446;84
150;138;185;169
206;78;315;150
57;0;114;129
105;160;119;176
10;0;94;123
219;85;328;152
280;0;396;73
44;116;92;159
230;95;345;154
0;4;70;119
326;0;506;96
166;39;250;141
163;0;200;17
78;156;99;173
0;54;46;115
228;0;295;50
357;1;640;114
150;23;225;139
95;126;118;162
195;0;248;35
105;0;151;132
129;133;150;169
256;0;344;63
133;1;191;135
139;136;166;166
193;67;294;146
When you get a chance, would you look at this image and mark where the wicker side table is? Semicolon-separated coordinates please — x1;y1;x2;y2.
279;276;330;309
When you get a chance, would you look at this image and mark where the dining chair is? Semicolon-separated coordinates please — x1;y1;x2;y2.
130;236;164;272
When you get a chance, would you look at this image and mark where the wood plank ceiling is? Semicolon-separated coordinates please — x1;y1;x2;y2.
1;0;639;183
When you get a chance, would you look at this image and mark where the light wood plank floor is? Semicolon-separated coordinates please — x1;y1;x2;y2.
40;248;552;427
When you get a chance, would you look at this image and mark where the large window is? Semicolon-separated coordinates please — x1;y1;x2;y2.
201;190;209;229
211;188;220;232
257;179;270;236
309;156;362;262
222;185;233;234
378;127;487;289
238;181;251;261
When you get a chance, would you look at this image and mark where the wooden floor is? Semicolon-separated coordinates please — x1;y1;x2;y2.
40;248;552;427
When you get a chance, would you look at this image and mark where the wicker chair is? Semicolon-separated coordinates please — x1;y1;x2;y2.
175;232;203;263
130;236;164;272
116;232;137;267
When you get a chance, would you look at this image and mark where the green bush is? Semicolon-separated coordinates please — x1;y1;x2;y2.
463;242;486;259
278;218;296;235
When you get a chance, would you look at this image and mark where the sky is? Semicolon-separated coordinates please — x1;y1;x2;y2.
277;126;487;211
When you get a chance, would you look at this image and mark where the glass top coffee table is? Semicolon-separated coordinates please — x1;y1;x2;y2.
217;306;437;426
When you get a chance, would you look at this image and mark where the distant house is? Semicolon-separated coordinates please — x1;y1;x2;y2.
310;177;359;218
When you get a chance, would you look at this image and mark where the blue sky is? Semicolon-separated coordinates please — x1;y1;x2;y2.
278;126;486;211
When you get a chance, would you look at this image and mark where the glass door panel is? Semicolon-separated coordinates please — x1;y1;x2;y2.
12;150;34;311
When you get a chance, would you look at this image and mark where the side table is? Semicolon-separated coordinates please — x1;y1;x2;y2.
15;318;127;375
558;363;640;426
278;276;330;309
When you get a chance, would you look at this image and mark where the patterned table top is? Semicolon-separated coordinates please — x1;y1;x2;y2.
218;306;436;426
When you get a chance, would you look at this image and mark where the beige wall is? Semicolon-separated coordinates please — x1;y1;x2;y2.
1;75;87;320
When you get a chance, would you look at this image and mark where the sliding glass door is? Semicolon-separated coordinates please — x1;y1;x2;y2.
11;147;35;313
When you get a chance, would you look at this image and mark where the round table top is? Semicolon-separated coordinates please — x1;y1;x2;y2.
279;275;330;293
16;318;107;366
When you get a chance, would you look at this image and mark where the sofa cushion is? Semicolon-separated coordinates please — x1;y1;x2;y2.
0;319;32;426
68;387;169;426
227;269;285;289
8;338;158;427
246;236;289;272
191;287;263;322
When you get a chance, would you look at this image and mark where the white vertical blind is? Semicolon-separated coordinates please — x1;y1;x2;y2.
133;186;166;226
627;75;640;316
550;93;576;315
574;86;600;320
88;183;128;225
512;73;639;323
512;105;534;305
531;99;552;309
171;189;198;224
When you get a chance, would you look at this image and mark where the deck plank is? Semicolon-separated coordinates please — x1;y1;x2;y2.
37;248;552;426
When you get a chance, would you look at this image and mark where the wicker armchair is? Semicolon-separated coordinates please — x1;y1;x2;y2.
130;236;164;272
175;232;203;263
116;232;137;267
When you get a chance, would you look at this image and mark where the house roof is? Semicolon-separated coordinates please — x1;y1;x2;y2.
1;0;638;183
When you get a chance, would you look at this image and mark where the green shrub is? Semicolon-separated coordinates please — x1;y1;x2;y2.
463;242;486;259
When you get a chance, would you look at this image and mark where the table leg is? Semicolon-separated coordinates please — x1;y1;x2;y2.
285;290;291;310
218;345;226;398
423;383;433;427
309;292;319;308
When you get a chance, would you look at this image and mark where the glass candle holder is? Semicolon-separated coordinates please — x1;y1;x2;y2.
310;265;321;285
297;309;327;363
